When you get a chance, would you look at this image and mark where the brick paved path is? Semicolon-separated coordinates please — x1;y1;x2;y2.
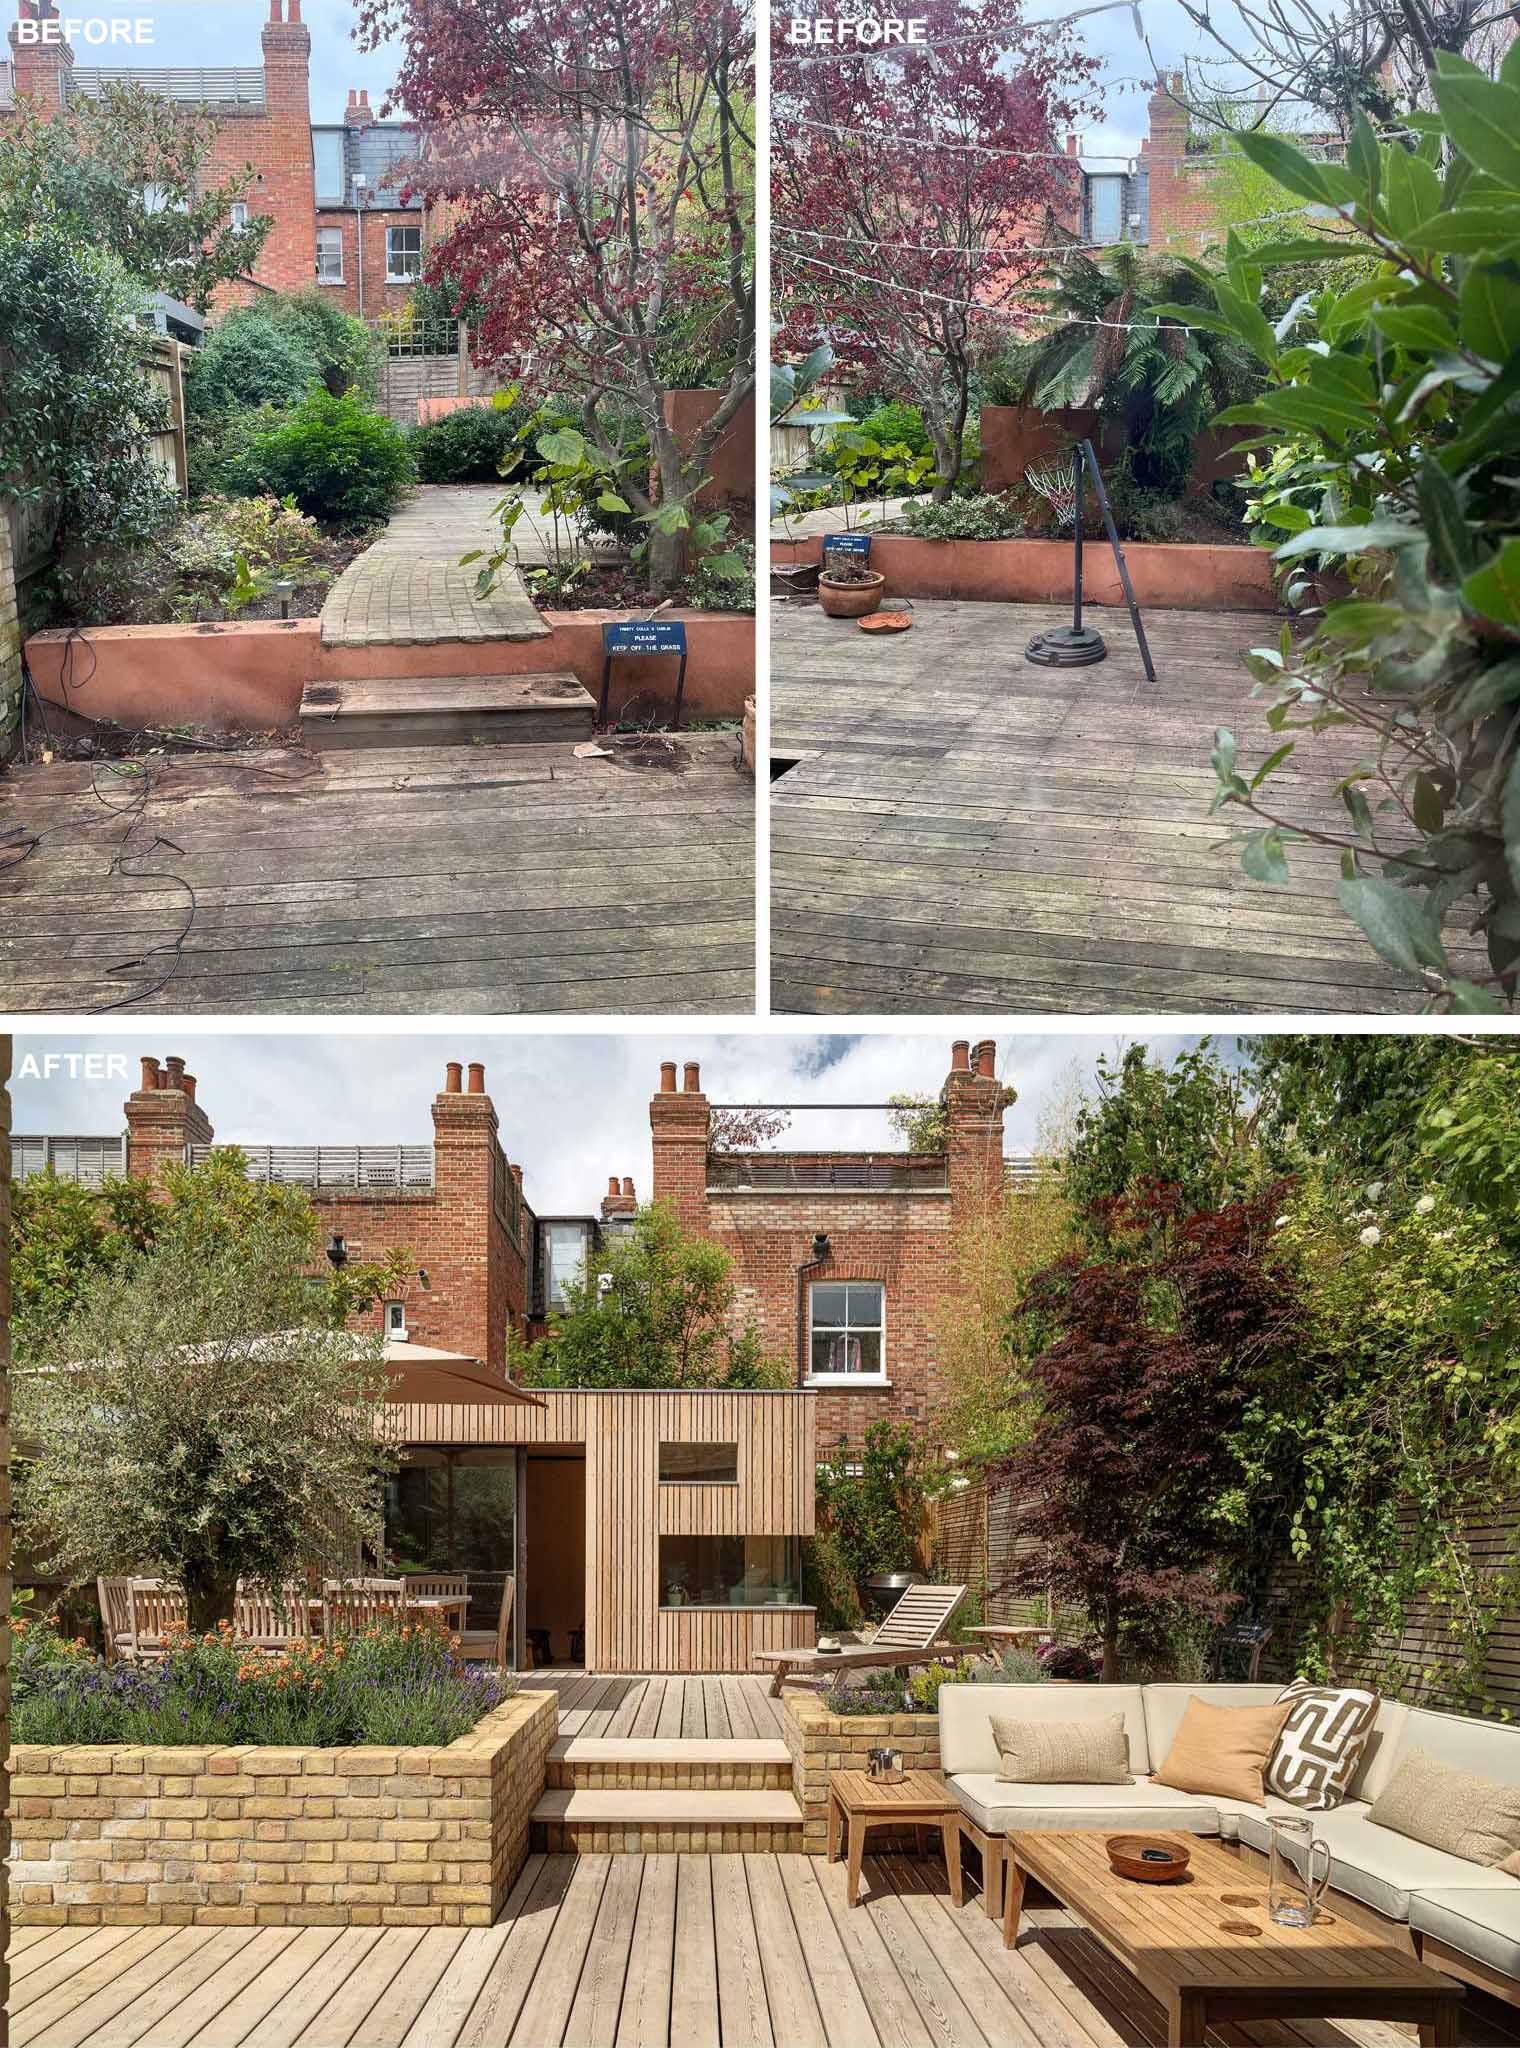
320;486;553;648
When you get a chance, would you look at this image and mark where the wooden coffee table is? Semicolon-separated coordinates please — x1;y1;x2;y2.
1002;1830;1462;2048
827;1770;963;1909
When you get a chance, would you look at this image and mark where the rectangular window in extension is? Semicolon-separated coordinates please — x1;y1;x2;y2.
659;1443;739;1484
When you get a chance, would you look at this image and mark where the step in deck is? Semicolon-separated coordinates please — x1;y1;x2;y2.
547;1737;793;1791
299;672;595;749
531;1787;806;1855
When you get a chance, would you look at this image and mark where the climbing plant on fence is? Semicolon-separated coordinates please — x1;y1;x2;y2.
1161;55;1520;1010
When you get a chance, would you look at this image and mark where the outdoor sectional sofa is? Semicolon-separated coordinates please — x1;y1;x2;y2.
939;1680;1520;2011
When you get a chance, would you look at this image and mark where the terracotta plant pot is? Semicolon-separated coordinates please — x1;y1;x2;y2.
818;569;886;619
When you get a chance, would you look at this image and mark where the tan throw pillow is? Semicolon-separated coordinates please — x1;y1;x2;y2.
1266;1679;1382;1811
989;1712;1132;1785
1368;1750;1520;1868
1153;1696;1293;1807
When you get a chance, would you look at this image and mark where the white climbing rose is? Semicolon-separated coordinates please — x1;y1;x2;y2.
1414;1195;1437;1216
1359;1225;1382;1246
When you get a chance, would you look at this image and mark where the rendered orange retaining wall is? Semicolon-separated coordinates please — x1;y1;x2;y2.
773;533;1281;612
978;406;1251;499
24;609;755;734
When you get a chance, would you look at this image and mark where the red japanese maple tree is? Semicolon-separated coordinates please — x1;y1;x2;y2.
991;1182;1299;1680
358;0;754;591
773;0;1096;496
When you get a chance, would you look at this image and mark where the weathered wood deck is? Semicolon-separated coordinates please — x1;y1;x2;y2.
771;596;1486;1015
0;736;753;1014
11;1852;1517;2048
533;1671;790;1741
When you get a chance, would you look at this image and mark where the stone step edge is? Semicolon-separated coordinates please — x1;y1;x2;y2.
549;1738;791;1764
532;1790;803;1823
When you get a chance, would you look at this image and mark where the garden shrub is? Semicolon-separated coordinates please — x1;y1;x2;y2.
186;403;294;504
971;1644;1048;1685
858;400;933;462
410;403;525;484
900;492;1023;541
186;313;324;419
13;1613;512;1748
823;1673;910;1715
802;1526;865;1631
687;538;755;613
815;1420;929;1593
228;389;415;525
905;1659;965;1712
265;290;381;401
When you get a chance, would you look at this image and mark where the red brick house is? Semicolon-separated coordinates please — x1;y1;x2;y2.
1;0;427;317
15;1037;1017;1462
641;1039;1009;1453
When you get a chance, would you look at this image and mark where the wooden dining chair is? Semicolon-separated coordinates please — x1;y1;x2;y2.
401;1572;469;1603
456;1576;515;1667
130;1579;188;1661
97;1576;136;1662
322;1578;406;1637
235;1583;311;1650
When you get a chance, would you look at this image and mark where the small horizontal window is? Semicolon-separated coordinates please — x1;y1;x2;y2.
659;1442;738;1484
659;1534;800;1608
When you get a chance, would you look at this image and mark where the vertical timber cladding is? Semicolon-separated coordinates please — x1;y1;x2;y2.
390;1389;817;1674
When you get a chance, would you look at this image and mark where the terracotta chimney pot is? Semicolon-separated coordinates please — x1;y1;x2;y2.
467;1062;485;1095
659;1061;677;1093
445;1061;462;1094
950;1040;971;1073
974;1041;996;1079
140;1057;161;1091
622;1177;635;1198
683;1061;701;1093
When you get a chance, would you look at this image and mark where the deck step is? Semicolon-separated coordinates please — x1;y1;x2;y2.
531;1787;806;1854
547;1737;793;1792
299;672;595;749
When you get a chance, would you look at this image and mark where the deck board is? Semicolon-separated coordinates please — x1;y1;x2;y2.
531;1671;787;1741
16;1852;1520;2048
771;596;1488;1014
0;735;753;1015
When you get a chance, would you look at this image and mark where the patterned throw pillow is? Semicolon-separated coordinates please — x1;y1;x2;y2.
1265;1679;1381;1811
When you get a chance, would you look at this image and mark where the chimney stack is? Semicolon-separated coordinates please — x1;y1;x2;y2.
601;1173;637;1223
941;1037;1012;1221
124;1053;214;1182
650;1056;709;1231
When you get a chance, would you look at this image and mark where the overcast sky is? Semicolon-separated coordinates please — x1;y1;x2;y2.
11;1028;1221;1214
58;0;1214;161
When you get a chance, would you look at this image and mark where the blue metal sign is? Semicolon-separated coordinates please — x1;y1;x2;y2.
823;532;872;560
599;619;690;729
602;620;688;657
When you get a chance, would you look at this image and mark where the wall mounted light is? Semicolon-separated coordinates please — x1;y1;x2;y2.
326;1233;347;1269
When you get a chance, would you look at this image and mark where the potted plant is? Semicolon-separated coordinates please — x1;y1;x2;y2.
814;430;936;619
818;549;887;619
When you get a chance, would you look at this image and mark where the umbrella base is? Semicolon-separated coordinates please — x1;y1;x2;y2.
1025;625;1108;667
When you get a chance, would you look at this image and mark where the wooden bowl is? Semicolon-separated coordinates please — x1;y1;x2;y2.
1106;1835;1192;1884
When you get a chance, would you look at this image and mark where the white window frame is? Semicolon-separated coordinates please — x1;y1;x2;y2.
229;201;248;229
806;1280;887;1387
383;1300;408;1341
316;226;344;284
385;224;422;283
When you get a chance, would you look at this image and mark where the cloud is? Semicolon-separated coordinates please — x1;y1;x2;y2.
12;1029;1219;1214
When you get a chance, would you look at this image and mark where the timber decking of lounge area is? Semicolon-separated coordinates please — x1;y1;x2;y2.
771;596;1488;1015
12;1850;1520;2048
0;736;752;1014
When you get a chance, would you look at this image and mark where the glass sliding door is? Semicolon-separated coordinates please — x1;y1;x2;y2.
385;1447;520;1664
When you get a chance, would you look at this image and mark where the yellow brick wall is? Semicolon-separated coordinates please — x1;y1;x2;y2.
783;1694;942;1854
9;1688;556;1929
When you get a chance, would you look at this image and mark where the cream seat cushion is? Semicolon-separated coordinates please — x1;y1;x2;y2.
950;1773;1222;1837
1409;1885;1520;1978
1233;1802;1520;1921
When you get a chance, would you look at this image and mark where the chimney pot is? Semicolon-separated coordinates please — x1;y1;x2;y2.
359;86;368;103
608;1174;621;1197
165;1056;186;1089
183;1073;197;1102
268;0;282;20
347;87;357;105
682;1061;701;1093
288;0;301;18
140;1057;161;1091
974;1041;996;1079
622;1177;635;1198
951;1040;971;1073
445;1061;462;1094
510;1163;523;1185
659;1061;677;1093
467;1061;485;1095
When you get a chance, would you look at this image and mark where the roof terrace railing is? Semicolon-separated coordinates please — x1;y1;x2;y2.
68;66;267;107
707;1153;950;1192
14;1135;127;1186
184;1144;435;1191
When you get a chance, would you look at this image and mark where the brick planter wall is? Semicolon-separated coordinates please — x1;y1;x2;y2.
783;1692;942;1854
8;1687;556;1929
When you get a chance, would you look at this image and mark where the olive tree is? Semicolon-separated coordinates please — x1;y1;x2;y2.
17;1160;405;1633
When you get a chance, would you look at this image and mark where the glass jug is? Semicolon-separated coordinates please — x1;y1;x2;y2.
1268;1815;1332;1928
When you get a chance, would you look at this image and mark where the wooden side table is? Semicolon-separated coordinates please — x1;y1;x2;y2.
826;1769;964;1909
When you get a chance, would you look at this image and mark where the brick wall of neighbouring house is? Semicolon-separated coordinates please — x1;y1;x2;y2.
646;1043;1010;1451
0;510;20;760
783;1692;942;1854
119;1054;531;1369
313;207;420;319
9;1689;557;1927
